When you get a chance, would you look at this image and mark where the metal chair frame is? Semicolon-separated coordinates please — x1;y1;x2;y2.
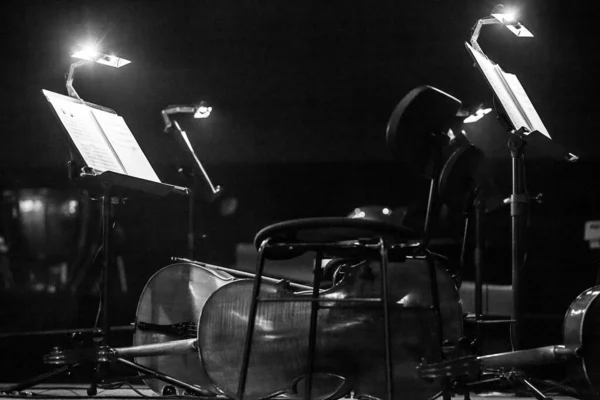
235;236;444;400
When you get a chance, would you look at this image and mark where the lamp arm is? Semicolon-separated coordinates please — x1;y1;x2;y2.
65;60;89;100
469;17;502;54
161;106;198;132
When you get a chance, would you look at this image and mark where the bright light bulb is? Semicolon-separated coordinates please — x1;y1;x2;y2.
464;107;492;123
491;10;533;37
503;11;516;22
194;105;212;119
72;43;100;61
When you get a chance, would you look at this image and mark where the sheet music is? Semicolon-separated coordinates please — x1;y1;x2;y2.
43;90;125;174
465;43;530;134
90;110;161;182
501;72;551;138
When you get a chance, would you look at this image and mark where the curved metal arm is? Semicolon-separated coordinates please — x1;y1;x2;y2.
161;105;197;132
470;14;533;56
469;17;502;54
65;59;89;100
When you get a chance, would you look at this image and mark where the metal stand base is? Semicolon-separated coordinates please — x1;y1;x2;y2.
465;372;553;400
1;352;211;397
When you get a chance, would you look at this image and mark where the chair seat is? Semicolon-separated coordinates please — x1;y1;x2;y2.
254;217;416;259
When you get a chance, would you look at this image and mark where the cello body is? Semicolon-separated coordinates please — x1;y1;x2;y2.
564;285;600;398
133;262;233;395
199;257;463;400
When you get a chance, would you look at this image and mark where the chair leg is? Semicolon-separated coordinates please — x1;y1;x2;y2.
426;253;452;398
378;238;394;400
305;250;323;400
426;253;444;356
236;238;270;400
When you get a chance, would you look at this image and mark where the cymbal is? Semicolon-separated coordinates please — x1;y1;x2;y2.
386;86;463;178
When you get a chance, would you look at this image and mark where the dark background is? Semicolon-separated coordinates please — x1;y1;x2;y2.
1;0;599;382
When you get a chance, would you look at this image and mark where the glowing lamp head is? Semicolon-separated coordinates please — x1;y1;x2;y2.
95;54;131;68
499;10;516;23
71;45;131;68
491;9;533;37
194;102;212;119
71;44;100;62
464;107;492;124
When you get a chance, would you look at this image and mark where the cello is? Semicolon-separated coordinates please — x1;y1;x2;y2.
132;261;234;395
198;256;464;400
419;285;600;399
132;260;314;396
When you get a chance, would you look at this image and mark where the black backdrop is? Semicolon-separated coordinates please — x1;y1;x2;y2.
1;0;600;381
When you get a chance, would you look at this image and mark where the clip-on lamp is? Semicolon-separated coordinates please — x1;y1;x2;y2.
161;103;220;259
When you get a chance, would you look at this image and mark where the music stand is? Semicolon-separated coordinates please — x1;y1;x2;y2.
465;40;578;351
1;90;204;396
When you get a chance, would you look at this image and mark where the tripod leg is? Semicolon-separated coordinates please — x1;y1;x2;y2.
520;377;553;400
116;357;212;396
87;363;107;396
427;390;443;400
2;365;72;393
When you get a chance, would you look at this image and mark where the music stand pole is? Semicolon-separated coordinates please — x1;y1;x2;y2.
508;133;527;350
474;195;485;353
101;188;114;343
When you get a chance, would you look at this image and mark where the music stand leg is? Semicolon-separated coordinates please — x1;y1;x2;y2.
115;358;210;396
87;363;107;396
101;190;115;344
1;365;74;393
517;377;552;400
508;135;527;350
187;189;195;259
474;198;485;354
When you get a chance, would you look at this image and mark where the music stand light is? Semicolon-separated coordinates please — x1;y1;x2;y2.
161;102;212;133
161;103;220;259
463;106;492;124
470;9;534;55
66;45;131;100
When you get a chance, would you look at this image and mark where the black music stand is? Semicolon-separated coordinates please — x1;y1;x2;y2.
456;39;578;400
1;90;204;397
464;42;578;350
74;171;189;342
505;128;576;350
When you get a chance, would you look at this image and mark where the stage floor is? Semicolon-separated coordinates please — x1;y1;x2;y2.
0;384;578;400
